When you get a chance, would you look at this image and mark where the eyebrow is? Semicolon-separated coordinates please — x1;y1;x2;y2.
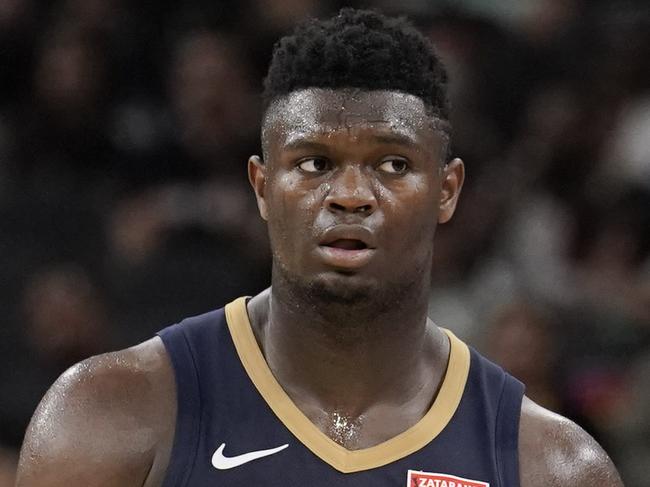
282;132;420;152
369;133;420;150
282;138;331;152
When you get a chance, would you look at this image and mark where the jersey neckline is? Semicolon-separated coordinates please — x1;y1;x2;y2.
224;296;470;473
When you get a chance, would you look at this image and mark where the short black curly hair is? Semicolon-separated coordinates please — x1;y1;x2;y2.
263;8;450;125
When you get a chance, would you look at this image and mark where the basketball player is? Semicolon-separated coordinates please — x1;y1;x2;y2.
16;9;623;487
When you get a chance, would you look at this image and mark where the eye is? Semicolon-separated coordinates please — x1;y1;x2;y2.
297;158;330;173
377;159;409;174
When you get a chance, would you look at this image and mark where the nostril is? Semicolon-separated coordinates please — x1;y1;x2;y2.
327;200;375;214
329;202;347;212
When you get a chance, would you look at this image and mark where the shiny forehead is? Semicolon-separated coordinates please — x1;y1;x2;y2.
261;88;439;151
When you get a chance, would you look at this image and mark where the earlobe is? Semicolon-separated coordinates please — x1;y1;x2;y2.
438;158;465;224
248;155;269;221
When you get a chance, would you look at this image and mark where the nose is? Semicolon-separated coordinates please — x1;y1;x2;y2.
324;165;377;215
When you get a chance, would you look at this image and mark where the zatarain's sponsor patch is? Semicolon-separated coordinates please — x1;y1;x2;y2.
407;470;489;487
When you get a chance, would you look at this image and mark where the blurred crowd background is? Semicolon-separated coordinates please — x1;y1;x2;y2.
0;0;648;484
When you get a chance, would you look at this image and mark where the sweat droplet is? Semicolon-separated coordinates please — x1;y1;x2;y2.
326;411;363;447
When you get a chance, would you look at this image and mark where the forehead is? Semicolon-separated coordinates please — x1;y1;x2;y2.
262;88;437;149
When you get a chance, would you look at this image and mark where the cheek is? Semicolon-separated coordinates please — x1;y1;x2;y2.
274;173;322;222
385;173;439;213
296;184;324;214
266;173;324;254
381;181;439;253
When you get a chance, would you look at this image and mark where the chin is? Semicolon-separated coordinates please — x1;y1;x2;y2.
273;259;424;317
275;261;379;304
306;271;380;304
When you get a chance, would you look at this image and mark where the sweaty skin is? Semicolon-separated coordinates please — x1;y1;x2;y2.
15;89;623;487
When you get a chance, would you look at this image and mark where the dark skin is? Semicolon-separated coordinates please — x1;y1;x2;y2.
15;89;623;486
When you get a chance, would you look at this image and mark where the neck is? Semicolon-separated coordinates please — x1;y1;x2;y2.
250;269;446;417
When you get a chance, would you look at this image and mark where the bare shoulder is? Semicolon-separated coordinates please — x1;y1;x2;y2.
519;395;623;487
15;337;176;487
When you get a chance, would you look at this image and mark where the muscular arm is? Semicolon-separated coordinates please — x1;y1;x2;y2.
519;396;623;487
15;338;176;487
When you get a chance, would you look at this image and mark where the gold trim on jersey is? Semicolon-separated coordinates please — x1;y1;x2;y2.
225;296;470;474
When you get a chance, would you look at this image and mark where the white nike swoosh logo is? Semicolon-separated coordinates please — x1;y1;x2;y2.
211;443;289;470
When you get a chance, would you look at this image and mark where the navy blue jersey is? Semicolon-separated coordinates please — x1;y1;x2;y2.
157;297;524;487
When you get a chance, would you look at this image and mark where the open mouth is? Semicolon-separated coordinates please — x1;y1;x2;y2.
316;226;377;268
317;237;375;269
323;239;368;251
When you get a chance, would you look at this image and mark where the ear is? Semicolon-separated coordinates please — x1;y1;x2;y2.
438;158;465;224
248;155;269;221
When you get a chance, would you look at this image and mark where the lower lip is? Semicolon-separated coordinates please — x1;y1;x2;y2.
316;246;376;269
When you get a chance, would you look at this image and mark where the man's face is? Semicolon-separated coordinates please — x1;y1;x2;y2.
249;88;463;301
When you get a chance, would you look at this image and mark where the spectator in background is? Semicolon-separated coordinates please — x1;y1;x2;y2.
0;264;112;450
104;28;270;339
15;24;114;193
169;30;259;169
486;301;561;412
21;264;111;367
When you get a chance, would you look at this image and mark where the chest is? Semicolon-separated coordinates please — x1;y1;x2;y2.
157;306;523;487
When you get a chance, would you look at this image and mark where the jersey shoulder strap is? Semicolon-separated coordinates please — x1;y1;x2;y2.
157;308;228;487
466;346;525;486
